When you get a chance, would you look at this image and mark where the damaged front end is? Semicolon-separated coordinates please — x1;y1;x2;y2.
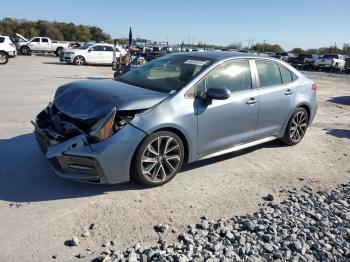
32;103;138;183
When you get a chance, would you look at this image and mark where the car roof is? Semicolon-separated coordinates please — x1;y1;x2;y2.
172;51;266;60
93;43;113;46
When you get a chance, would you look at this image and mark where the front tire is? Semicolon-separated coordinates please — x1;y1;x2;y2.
280;107;309;146
20;46;31;56
132;131;184;186
0;52;9;65
74;56;85;65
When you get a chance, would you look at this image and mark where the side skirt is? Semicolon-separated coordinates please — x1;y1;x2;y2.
199;136;277;160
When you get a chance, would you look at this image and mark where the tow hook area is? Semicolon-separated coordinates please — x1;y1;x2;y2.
45;134;90;158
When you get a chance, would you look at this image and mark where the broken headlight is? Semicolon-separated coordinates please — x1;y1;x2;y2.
88;108;116;143
88;108;135;143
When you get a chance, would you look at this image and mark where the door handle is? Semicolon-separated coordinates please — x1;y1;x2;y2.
285;89;294;95
246;97;259;105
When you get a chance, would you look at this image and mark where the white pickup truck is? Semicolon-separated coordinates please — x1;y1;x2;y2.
16;35;70;56
314;54;346;71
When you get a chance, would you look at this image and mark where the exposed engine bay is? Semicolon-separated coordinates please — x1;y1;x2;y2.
33;103;138;145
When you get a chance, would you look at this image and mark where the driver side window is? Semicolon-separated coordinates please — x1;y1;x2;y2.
194;59;252;98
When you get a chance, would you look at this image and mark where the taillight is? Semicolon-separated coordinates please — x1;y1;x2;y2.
9;43;16;48
312;84;317;91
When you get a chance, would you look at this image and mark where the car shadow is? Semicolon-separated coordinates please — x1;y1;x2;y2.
42;62;112;68
0;133;144;203
182;140;285;172
327;96;350;106
324;128;350;139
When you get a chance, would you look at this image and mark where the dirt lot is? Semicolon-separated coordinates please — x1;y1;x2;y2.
0;56;349;261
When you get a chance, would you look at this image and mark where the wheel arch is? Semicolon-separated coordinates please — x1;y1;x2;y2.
20;45;30;50
297;103;311;121
154;127;189;163
279;102;311;138
130;126;190;173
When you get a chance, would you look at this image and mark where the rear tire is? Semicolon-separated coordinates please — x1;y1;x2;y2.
0;52;9;65
73;56;85;65
55;47;63;56
20;46;31;56
280;107;309;146
131;131;184;187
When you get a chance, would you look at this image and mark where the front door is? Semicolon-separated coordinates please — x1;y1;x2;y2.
28;37;41;51
196;59;260;156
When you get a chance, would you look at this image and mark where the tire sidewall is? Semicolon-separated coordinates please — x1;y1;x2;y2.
21;46;31;55
74;56;85;65
283;107;309;145
55;47;63;56
0;52;9;64
132;131;184;186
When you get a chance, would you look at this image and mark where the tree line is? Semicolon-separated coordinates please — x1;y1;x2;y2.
0;18;112;43
198;41;350;55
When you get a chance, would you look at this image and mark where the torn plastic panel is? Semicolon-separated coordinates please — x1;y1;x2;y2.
33;102;144;147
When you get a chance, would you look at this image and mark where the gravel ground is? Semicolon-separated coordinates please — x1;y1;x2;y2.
90;183;350;261
0;56;349;261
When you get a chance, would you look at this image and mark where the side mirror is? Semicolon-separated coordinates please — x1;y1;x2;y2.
206;87;230;100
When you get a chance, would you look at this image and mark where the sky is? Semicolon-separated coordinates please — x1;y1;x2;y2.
1;0;349;50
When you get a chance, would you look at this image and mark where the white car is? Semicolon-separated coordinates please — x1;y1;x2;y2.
60;43;127;65
0;35;17;65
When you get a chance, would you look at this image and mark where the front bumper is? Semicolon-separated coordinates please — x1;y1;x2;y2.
8;50;17;57
33;122;146;184
59;56;74;63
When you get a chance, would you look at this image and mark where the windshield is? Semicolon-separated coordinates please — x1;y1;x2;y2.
118;55;214;93
79;44;93;50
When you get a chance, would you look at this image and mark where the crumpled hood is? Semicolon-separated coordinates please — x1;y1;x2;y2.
53;80;169;120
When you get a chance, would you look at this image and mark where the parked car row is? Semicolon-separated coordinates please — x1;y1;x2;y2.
271;52;348;72
14;33;78;56
0;35;17;64
59;43;127;65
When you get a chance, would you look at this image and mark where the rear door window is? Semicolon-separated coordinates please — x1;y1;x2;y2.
0;37;4;43
94;46;103;51
42;38;49;43
104;46;114;52
279;65;293;84
255;60;282;87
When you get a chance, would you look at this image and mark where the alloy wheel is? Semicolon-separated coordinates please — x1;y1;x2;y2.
141;136;181;182
289;110;307;143
75;56;85;65
0;53;7;64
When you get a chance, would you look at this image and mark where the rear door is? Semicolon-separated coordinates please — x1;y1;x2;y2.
40;38;50;51
196;59;260;156
253;59;297;138
103;45;114;64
